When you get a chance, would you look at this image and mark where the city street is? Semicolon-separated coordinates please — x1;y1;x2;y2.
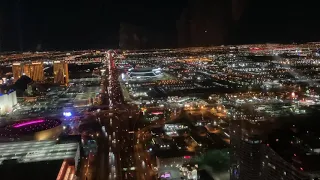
134;128;155;180
95;51;123;180
94;51;139;180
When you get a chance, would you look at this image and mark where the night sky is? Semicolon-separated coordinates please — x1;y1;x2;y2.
0;0;319;51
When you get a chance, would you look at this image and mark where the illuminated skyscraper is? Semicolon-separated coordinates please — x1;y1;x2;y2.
0;90;17;115
23;62;44;82
12;63;24;82
53;61;69;85
229;112;270;180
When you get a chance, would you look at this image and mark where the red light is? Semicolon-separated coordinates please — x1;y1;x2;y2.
300;167;304;171
151;112;163;115
184;156;191;159
294;154;297;157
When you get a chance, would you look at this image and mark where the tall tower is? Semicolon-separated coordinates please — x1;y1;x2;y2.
23;62;44;82
12;63;24;82
229;113;267;180
230;128;264;180
53;61;69;85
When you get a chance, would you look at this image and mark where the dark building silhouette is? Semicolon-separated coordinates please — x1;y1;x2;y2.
10;75;32;96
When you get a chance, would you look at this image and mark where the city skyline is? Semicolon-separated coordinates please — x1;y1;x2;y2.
0;0;319;51
1;44;320;179
0;1;320;180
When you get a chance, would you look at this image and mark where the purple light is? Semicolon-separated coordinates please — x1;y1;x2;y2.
63;112;72;117
160;173;171;178
13;120;45;128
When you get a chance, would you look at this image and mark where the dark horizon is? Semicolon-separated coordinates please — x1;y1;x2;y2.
0;0;319;51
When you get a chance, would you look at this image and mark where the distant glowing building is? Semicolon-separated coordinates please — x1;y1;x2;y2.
126;67;163;81
0;90;17;115
23;62;44;82
53;61;69;85
13;62;44;82
12;63;24;82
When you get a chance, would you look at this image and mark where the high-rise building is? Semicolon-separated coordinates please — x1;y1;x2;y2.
23;62;44;82
0;90;17;115
12;63;24;82
262;127;320;180
230;109;320;180
53;61;69;85
230;119;265;180
262;145;311;180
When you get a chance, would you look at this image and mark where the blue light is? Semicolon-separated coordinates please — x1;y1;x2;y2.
63;112;72;117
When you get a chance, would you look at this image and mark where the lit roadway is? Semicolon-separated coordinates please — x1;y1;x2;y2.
97;50;122;180
133;116;171;180
132;110;188;180
92;50;158;180
95;51;125;180
134;130;155;180
94;50;142;180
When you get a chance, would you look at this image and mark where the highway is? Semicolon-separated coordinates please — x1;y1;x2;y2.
94;50;139;180
90;50;158;180
95;51;123;180
134;131;155;180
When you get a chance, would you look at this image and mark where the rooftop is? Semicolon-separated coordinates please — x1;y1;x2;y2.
0;160;63;180
69;77;101;83
130;67;159;73
0;140;79;165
